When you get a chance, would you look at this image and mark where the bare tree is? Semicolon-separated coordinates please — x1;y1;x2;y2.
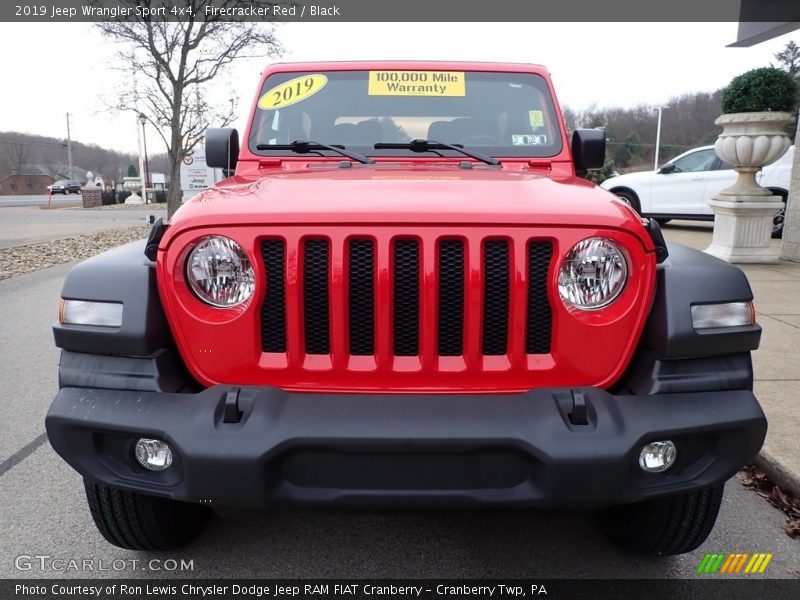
5;140;29;174
97;1;282;216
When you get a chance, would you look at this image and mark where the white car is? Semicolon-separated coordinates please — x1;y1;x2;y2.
600;145;794;238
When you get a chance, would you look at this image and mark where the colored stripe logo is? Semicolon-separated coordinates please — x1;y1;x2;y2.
696;552;773;574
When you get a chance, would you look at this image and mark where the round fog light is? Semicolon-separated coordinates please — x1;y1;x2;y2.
134;438;173;471
639;440;677;473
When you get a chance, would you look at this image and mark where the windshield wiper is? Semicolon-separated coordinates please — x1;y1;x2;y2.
256;140;374;164
374;139;500;166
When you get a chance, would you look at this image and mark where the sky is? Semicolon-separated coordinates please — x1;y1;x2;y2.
0;22;797;155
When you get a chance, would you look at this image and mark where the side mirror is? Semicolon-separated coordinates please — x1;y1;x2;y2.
658;163;677;174
206;128;240;177
572;129;606;175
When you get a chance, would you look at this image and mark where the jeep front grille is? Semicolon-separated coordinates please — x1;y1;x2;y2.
348;239;376;356
482;240;511;355
259;233;553;363
526;241;553;354
302;240;331;355
393;239;420;356
260;240;287;353
437;240;465;356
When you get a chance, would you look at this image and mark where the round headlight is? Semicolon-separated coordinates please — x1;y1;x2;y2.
186;236;255;307
558;237;628;310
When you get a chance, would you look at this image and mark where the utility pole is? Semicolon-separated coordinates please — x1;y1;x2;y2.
66;112;73;178
136;114;146;203
139;113;151;198
653;106;668;171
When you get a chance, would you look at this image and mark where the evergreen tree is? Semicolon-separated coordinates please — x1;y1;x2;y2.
774;41;800;81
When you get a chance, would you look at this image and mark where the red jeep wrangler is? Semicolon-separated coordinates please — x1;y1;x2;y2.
46;62;766;555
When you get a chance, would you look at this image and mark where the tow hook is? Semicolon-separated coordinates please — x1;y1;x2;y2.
223;388;242;423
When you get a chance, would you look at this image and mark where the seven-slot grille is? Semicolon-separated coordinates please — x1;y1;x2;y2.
259;235;553;362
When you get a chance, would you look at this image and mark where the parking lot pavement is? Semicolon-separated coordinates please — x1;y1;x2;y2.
0;202;166;249
661;221;800;496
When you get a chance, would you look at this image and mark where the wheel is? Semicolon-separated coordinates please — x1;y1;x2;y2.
62;189;68;195
599;484;723;555
771;191;787;239
612;189;642;216
84;479;210;550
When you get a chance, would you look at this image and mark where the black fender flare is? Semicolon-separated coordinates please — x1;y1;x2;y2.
639;242;761;358
54;240;172;357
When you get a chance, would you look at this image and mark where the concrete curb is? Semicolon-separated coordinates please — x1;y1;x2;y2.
754;450;800;499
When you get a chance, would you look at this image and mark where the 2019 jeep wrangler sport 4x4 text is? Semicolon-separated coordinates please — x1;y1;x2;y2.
46;62;767;554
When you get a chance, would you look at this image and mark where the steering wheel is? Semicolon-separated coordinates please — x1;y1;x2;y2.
458;134;505;146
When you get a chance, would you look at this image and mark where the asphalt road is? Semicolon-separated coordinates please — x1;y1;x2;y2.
0;264;798;582
0;200;166;249
0;194;80;208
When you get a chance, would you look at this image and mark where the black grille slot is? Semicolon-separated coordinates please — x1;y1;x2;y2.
260;240;286;353
348;239;375;355
482;240;510;355
526;241;553;354
438;240;464;356
393;239;420;356
303;239;330;354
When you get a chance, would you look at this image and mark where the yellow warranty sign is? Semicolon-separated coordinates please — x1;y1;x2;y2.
258;74;327;110
368;71;465;97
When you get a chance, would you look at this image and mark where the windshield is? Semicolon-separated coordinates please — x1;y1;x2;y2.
249;69;563;159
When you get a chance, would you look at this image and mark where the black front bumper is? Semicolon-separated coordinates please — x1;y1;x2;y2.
45;385;766;509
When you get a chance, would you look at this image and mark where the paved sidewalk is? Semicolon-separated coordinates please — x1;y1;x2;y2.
662;221;800;496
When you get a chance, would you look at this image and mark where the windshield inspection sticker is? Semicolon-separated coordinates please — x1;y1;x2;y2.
368;71;465;96
529;110;545;128
258;74;327;110
512;134;548;146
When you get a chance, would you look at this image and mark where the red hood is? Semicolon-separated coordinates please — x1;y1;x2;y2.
166;163;651;248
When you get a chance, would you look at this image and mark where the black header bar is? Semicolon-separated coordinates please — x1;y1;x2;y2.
4;579;800;600
3;0;800;23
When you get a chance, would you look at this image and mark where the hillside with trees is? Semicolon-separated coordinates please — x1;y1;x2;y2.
564;89;725;172
0;131;169;188
573;39;800;176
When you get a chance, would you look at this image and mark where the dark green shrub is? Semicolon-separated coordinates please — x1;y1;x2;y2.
101;191;116;205
721;67;798;113
116;191;132;204
584;160;617;185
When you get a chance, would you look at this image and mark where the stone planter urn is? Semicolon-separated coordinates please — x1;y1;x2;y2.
122;176;144;205
705;111;795;263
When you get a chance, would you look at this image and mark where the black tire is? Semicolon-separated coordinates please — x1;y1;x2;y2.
771;191;787;239
655;218;671;226
62;189;68;195
84;479;210;550
612;189;642;216
599;484;724;555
